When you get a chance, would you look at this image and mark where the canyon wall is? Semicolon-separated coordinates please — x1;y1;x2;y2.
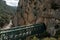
15;0;60;27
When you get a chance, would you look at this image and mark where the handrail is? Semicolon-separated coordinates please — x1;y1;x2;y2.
0;23;46;40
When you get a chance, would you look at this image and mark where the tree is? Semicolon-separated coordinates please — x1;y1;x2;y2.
0;13;11;28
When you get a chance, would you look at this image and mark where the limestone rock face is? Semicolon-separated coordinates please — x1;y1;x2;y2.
16;0;60;26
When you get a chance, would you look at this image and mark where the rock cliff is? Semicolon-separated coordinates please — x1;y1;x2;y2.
16;0;60;27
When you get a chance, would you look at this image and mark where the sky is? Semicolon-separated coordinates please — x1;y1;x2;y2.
3;0;19;6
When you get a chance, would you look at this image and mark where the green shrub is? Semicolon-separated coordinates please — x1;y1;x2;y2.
32;36;39;40
42;37;57;40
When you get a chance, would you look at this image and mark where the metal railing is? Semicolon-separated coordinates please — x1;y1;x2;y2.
0;23;46;40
